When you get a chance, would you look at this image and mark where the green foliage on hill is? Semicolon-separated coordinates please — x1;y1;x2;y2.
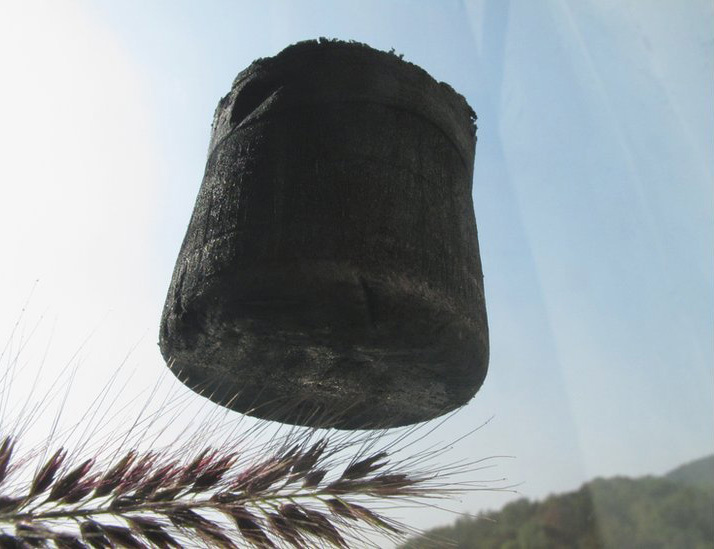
400;456;714;548
666;455;714;491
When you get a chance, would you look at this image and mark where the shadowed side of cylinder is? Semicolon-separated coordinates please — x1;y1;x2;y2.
159;40;488;429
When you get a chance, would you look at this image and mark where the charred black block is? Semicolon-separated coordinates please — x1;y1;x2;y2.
160;39;488;429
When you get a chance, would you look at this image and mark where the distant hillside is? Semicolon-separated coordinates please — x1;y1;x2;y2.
667;454;714;491
400;456;714;548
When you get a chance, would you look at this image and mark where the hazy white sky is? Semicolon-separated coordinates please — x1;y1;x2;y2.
1;0;712;537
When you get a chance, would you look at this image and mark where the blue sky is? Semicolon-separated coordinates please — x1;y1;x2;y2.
1;0;712;536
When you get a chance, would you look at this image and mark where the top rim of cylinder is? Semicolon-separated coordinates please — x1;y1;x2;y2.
208;38;477;168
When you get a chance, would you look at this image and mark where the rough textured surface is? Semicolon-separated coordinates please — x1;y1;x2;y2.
160;39;489;429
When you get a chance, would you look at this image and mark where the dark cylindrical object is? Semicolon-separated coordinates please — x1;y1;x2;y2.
160;40;488;429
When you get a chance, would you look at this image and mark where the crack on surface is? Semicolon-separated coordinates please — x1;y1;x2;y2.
360;277;379;329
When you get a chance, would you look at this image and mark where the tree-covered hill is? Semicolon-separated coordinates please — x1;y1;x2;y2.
666;454;714;491
400;455;714;548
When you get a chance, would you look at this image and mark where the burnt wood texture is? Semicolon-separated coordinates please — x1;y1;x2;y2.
160;40;488;429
